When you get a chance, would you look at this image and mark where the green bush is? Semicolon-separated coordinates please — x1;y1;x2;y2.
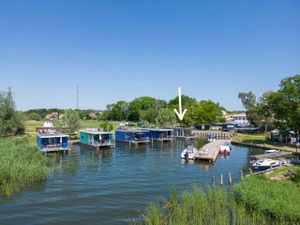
0;138;48;196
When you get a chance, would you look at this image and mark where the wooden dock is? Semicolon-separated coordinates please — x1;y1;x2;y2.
194;140;226;162
250;151;293;160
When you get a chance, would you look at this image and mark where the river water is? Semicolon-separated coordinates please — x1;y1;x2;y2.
0;141;263;225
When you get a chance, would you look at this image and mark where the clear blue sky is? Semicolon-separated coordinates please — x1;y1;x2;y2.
0;0;299;111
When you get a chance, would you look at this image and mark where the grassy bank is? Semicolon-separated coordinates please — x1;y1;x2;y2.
140;169;300;225
0;138;48;196
234;174;300;223
232;133;296;152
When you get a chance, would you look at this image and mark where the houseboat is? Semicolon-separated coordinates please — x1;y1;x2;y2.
174;128;196;140
79;129;115;149
115;129;150;145
147;128;174;142
36;123;69;153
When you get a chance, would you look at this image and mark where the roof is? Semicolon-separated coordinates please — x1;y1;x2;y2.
37;132;68;138
79;130;113;135
116;129;148;133
147;128;174;132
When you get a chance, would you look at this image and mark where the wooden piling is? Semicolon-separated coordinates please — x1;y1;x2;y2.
220;174;224;186
248;168;253;175
228;171;232;186
240;170;244;180
212;176;216;187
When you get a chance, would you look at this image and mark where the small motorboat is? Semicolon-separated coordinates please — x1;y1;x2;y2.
219;143;231;154
265;149;280;154
181;146;197;160
252;159;282;171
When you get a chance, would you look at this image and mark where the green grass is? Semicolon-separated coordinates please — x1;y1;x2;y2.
139;186;290;225
140;172;300;225
232;133;296;152
234;175;300;223
0;138;48;196
24;120;43;133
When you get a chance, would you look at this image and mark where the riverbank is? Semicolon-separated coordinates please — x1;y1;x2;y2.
232;133;298;152
0;138;48;196
141;164;300;225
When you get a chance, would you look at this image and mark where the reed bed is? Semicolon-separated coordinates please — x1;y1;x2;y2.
0;138;48;196
234;174;300;223
140;183;297;225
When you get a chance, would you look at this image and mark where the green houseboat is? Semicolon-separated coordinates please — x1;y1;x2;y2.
79;129;115;149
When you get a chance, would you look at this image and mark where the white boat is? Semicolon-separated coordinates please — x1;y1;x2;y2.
219;143;231;154
265;149;280;154
181;146;197;160
252;159;282;171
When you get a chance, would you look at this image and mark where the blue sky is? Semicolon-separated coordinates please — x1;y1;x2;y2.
0;0;299;111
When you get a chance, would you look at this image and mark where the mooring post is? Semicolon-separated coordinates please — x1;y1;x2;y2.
228;171;232;186
248;168;252;175
212;176;216;187
220;174;224;186
240;170;244;180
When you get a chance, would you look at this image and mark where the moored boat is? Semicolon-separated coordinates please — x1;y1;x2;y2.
181;146;197;160
219;142;231;154
252;158;282;171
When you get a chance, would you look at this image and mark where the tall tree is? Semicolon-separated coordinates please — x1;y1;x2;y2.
0;88;24;136
155;108;177;128
128;96;156;121
267;75;300;137
63;110;80;133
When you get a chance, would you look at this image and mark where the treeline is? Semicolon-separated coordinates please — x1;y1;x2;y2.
101;96;225;127
24;108;100;121
239;74;300;135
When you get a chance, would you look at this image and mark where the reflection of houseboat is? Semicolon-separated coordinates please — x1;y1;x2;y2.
79;129;114;149
36;123;69;153
174;128;196;140
115;129;150;145
147;128;174;142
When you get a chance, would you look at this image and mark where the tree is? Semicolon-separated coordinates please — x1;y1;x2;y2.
128;96;156;121
266;75;300;137
155;108;177;128
63;110;80;133
27;112;42;121
0;88;25;136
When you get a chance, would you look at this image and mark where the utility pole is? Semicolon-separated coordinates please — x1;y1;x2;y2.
76;85;79;109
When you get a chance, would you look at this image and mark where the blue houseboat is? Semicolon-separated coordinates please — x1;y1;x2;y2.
147;128;174;142
115;129;150;145
79;129;115;149
36;131;69;153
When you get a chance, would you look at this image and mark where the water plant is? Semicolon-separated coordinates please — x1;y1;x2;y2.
0;138;48;196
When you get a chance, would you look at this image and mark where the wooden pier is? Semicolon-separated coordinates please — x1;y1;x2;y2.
194;140;226;162
250;151;293;160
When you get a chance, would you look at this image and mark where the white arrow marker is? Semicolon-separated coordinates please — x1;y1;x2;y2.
174;87;187;121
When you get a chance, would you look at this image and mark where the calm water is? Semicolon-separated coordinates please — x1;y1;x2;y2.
0;141;263;225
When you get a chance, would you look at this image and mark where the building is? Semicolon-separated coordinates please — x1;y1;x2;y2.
36;125;69;153
115;129;150;144
146;128;174;142
225;113;249;126
79;128;114;149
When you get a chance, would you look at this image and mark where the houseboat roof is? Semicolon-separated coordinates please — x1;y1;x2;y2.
116;129;148;133
147;128;174;132
173;127;192;130
79;129;113;135
37;132;68;138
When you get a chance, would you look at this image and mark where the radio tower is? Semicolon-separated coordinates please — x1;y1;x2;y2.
76;86;79;109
